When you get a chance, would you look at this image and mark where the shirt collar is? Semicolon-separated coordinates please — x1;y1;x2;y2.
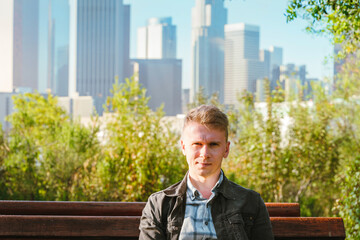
186;170;224;200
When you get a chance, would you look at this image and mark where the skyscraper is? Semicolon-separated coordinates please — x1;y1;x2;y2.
191;0;227;102
224;23;264;105
269;46;283;69
134;17;182;115
279;63;307;100
0;0;14;92
137;17;176;59
56;45;69;96
260;46;283;90
131;59;182;116
38;0;70;95
0;0;39;93
69;0;130;114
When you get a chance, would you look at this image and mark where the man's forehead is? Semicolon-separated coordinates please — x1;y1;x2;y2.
182;122;226;138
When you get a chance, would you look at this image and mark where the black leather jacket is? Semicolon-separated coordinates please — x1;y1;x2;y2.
139;172;274;240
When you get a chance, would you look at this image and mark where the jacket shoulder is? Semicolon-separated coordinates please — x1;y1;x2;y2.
221;177;261;200
145;179;184;204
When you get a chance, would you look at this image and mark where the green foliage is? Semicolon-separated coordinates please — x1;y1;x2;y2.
0;71;359;237
0;79;187;202
224;79;340;217
286;0;360;56
3;93;101;200
332;53;360;240
285;1;360;235
0;125;8;197
187;86;224;111
82;77;186;201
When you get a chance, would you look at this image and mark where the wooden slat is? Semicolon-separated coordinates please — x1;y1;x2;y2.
0;215;140;237
0;201;300;217
0;216;345;239
271;217;346;239
266;203;300;217
0;201;144;216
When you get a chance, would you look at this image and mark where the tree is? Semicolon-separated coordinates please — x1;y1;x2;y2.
332;52;360;240
0;125;9;198
3;93;101;200
187;86;224;111
286;0;360;56
286;1;360;236
219;79;340;216
93;77;186;201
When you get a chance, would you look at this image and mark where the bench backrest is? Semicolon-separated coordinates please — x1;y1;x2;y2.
0;201;300;217
0;201;345;240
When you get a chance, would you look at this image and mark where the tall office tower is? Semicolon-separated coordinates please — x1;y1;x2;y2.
269;46;283;90
134;16;181;116
131;59;182;116
279;64;307;100
303;78;319;99
182;89;190;113
333;44;344;76
224;23;264;105
0;0;39;93
137;17;176;59
56;46;69;96
260;49;271;79
69;0;130;115
269;46;283;68
0;0;14;92
260;46;283;90
190;0;227;103
38;0;70;95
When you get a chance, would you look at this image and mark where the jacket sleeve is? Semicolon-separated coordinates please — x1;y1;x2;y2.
139;194;167;240
251;196;274;240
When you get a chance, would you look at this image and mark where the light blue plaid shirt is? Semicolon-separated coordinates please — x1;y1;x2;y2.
179;171;224;240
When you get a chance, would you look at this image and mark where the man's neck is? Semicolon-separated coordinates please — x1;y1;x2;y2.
189;171;221;199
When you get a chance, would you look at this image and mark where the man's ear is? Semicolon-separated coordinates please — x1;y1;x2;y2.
180;139;186;155
223;141;230;158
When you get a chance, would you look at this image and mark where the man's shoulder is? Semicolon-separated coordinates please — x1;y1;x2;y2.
221;176;261;200
147;179;185;202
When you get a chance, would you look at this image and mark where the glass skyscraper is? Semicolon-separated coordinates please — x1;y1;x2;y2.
224;23;264;105
137;17;176;59
69;0;130;114
190;0;227;103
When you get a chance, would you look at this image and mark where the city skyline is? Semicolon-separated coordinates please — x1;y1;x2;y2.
125;0;334;89
0;0;335;105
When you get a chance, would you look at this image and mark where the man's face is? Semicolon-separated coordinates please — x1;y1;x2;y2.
181;121;230;180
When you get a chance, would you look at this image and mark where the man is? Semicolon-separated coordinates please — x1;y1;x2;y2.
139;105;274;239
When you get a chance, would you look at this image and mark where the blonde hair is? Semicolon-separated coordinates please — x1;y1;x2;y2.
184;105;229;140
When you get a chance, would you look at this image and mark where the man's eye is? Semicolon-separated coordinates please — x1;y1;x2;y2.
210;143;219;146
193;143;201;146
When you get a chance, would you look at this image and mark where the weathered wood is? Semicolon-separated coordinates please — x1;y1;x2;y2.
0;201;300;217
0;216;346;239
0;201;345;239
271;217;346;239
0;201;144;216
266;203;300;217
0;215;140;237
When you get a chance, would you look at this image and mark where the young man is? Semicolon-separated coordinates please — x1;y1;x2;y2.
139;105;274;240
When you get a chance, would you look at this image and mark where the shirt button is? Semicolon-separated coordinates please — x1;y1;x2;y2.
205;221;208;225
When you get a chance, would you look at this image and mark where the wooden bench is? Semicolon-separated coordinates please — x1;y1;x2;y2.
0;201;345;239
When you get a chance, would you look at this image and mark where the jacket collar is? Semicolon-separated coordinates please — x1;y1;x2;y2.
163;170;238;200
163;172;188;197
216;174;238;200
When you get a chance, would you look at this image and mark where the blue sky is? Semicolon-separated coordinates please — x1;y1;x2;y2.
124;0;334;89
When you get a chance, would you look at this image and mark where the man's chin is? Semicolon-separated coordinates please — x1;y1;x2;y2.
194;168;212;177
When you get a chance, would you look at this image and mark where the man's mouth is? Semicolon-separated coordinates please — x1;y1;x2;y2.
196;162;211;167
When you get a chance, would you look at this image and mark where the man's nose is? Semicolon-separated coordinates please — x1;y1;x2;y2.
199;145;209;158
